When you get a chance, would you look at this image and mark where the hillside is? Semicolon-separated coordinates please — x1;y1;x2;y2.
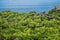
0;9;60;40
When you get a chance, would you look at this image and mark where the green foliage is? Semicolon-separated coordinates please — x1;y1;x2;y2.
0;10;60;40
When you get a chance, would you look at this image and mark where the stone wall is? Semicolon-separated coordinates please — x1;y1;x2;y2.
55;5;60;10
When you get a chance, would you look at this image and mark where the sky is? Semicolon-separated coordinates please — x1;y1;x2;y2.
0;0;60;5
0;0;60;8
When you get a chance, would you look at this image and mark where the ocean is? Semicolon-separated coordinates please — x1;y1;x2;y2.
0;5;56;13
0;0;60;13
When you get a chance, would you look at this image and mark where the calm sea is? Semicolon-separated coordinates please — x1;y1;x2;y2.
0;5;55;13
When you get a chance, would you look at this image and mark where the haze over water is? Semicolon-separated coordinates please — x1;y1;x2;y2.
0;0;60;13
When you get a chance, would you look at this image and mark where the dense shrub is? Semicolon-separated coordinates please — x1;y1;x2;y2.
0;10;60;40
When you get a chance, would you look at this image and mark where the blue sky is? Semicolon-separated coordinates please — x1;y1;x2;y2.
0;0;60;5
0;0;60;8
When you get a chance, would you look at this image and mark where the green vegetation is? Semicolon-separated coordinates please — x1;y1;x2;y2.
0;9;60;40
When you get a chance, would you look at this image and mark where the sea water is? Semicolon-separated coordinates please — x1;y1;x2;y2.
0;5;54;13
